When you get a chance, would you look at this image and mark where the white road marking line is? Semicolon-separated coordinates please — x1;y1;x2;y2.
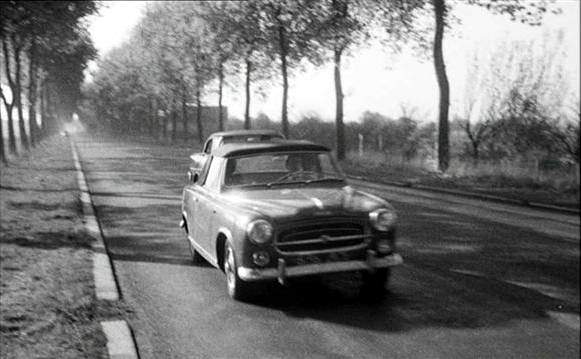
546;311;580;331
101;320;139;359
94;253;119;301
504;280;577;303
70;139;120;301
449;269;486;277
310;197;324;209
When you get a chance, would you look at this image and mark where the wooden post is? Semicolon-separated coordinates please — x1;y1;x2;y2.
358;133;364;157
575;163;581;202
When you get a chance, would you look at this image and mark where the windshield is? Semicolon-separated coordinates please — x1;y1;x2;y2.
224;151;345;188
222;134;283;145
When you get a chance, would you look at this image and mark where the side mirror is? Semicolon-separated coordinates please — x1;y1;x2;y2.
189;152;209;171
187;170;199;184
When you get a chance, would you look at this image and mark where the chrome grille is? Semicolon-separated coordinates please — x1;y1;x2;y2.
275;219;369;254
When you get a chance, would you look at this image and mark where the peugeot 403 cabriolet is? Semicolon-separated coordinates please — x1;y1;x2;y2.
180;140;402;300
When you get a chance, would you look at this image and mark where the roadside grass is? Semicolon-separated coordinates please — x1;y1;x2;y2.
341;151;580;209
0;135;128;358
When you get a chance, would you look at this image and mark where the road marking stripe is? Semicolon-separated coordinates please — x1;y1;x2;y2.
504;280;577;303
70;138;120;301
101;320;139;359
546;311;580;331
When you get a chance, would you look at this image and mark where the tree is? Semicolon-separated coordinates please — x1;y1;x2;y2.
1;1;97;156
318;0;422;159
256;0;327;138
230;2;272;130
459;31;570;160
430;0;559;171
197;2;240;132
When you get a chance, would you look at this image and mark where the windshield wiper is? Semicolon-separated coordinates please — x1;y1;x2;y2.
265;180;309;187
304;177;345;184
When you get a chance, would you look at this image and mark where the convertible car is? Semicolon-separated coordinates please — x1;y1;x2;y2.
180;140;403;300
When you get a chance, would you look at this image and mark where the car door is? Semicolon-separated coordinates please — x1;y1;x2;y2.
184;155;211;243
192;157;224;255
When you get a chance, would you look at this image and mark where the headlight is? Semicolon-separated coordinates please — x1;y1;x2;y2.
246;219;273;244
370;208;397;231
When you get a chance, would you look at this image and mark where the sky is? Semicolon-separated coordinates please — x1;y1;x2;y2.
86;0;580;123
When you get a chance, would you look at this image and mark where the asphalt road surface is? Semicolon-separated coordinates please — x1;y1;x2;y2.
74;134;580;359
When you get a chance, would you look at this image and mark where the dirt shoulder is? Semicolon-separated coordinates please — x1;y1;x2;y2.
0;135;114;358
342;160;580;211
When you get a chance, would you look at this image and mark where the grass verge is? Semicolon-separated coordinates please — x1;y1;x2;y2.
0;135;128;358
341;151;579;210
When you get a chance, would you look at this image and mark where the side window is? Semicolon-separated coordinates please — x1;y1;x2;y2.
212;138;222;152
197;156;213;185
203;139;213;154
203;157;223;191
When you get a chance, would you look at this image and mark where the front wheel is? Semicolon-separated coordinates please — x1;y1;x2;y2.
224;242;254;301
361;268;390;296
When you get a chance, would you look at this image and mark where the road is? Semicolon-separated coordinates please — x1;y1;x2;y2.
74;134;579;359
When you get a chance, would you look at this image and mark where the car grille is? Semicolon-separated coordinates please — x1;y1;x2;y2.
275;218;369;255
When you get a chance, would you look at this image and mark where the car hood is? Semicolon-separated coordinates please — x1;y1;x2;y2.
221;185;389;220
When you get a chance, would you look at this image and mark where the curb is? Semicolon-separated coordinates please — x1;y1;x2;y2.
70;138;120;301
69;137;139;359
347;175;579;215
101;321;140;359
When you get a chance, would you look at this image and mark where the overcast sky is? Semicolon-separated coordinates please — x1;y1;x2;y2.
86;0;580;123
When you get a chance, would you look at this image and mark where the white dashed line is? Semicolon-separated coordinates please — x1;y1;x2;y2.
101;320;139;359
546;311;580;331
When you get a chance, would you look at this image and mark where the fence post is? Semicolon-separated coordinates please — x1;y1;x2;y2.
358;133;364;157
575;163;581;202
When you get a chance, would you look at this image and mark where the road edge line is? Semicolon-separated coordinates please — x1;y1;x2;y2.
101;320;140;359
70;137;141;359
70;136;120;301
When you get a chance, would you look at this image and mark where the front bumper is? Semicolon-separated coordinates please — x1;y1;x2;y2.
237;251;403;283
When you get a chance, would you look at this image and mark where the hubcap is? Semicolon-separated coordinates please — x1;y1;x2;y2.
225;246;235;293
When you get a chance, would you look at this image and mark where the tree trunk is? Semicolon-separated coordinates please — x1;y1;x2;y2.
433;0;450;172
471;141;479;163
195;87;204;144
278;22;289;138
149;97;156;138
171;105;177;142
182;89;188;141
162;107;168;140
218;63;225;131
244;59;251;129
14;42;29;151
40;80;48;138
2;38;18;154
334;48;345;160
0;100;6;164
28;42;38;147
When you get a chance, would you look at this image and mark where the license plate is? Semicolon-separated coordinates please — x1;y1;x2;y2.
295;252;350;266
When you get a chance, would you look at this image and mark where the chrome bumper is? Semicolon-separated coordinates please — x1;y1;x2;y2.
237;251;403;283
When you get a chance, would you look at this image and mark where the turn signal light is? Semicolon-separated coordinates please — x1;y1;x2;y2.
252;251;270;266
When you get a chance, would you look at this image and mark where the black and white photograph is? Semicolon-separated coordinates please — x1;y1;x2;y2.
1;1;579;358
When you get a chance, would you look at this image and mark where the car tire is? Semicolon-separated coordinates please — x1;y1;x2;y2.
361;268;390;296
224;241;253;301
